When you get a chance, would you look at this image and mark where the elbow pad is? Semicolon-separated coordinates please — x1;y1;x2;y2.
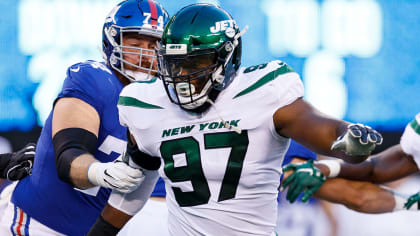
52;128;97;185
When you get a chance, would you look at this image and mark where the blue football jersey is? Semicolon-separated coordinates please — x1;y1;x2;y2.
12;61;128;236
150;178;166;197
282;140;317;165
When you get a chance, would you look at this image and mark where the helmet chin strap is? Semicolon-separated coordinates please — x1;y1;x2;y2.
233;25;248;47
205;99;242;134
125;70;152;82
175;80;212;110
212;25;249;86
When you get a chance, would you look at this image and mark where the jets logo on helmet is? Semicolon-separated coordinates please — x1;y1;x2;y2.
157;4;247;111
210;20;238;33
102;0;169;82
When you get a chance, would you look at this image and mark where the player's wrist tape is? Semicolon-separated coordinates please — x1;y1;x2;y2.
87;161;103;186
393;192;409;211
316;160;341;178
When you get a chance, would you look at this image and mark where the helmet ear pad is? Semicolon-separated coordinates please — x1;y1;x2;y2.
232;37;242;71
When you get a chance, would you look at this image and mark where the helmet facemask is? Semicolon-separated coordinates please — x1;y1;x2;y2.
104;26;160;82
101;0;169;82
158;41;237;110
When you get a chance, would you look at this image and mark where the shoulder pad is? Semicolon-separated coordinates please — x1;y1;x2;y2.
242;60;294;76
67;61;113;78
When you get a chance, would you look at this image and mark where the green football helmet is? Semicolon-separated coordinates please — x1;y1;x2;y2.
157;3;246;111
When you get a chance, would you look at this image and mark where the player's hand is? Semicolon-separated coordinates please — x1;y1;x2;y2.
331;123;383;156
281;160;326;203
87;155;145;193
404;191;420;210
3;143;36;181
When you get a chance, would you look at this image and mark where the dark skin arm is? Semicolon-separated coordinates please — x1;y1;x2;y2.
274;98;367;163
284;158;396;213
319;144;419;183
314;178;396;213
101;204;132;229
95;132;141;230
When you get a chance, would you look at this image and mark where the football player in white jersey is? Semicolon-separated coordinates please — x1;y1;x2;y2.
88;4;383;236
282;113;420;212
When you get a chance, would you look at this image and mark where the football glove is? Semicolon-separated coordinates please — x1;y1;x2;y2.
1;143;36;181
404;191;420;210
87;155;145;193
331;123;383;156
281;160;326;203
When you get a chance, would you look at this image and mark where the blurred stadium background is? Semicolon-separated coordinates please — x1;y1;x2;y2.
1;0;420;235
1;0;418;152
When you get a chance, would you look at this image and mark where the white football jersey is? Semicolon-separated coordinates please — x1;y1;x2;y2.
118;60;304;235
400;113;420;168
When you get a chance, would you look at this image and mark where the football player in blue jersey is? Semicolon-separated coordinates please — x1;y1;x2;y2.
0;1;169;235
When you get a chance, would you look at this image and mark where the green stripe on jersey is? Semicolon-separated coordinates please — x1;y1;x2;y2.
234;64;294;99
135;78;157;83
410;119;420;135
118;96;163;109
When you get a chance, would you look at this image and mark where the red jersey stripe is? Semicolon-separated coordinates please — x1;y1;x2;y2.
148;0;158;26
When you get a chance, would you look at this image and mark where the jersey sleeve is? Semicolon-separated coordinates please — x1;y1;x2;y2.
270;61;304;108
56;62;115;116
400;114;420;168
282;140;317;166
117;84;137;128
108;169;160;216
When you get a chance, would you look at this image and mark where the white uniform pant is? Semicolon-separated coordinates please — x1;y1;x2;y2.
118;197;169;236
0;183;65;236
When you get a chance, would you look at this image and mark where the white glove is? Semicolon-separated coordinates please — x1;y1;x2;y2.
87;156;145;193
331;123;383;156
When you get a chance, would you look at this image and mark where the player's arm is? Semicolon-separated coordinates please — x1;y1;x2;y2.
52;97;100;188
88;134;161;236
314;178;396;213
283;159;399;213
283;158;418;213
319;144;419;183
0;143;35;180
274;98;382;163
52;98;143;192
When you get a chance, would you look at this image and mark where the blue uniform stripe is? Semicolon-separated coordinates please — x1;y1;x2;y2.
143;1;151;18
11;205;17;236
24;212;30;236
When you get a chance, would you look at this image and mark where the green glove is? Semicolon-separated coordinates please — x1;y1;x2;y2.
404;192;420;210
281;160;326;203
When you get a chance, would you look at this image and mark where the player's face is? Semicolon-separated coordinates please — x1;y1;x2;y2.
122;34;158;75
170;54;216;95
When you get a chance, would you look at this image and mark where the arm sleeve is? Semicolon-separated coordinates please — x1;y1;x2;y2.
107;169;159;216
55;63;110;116
274;72;304;108
269;61;304;108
